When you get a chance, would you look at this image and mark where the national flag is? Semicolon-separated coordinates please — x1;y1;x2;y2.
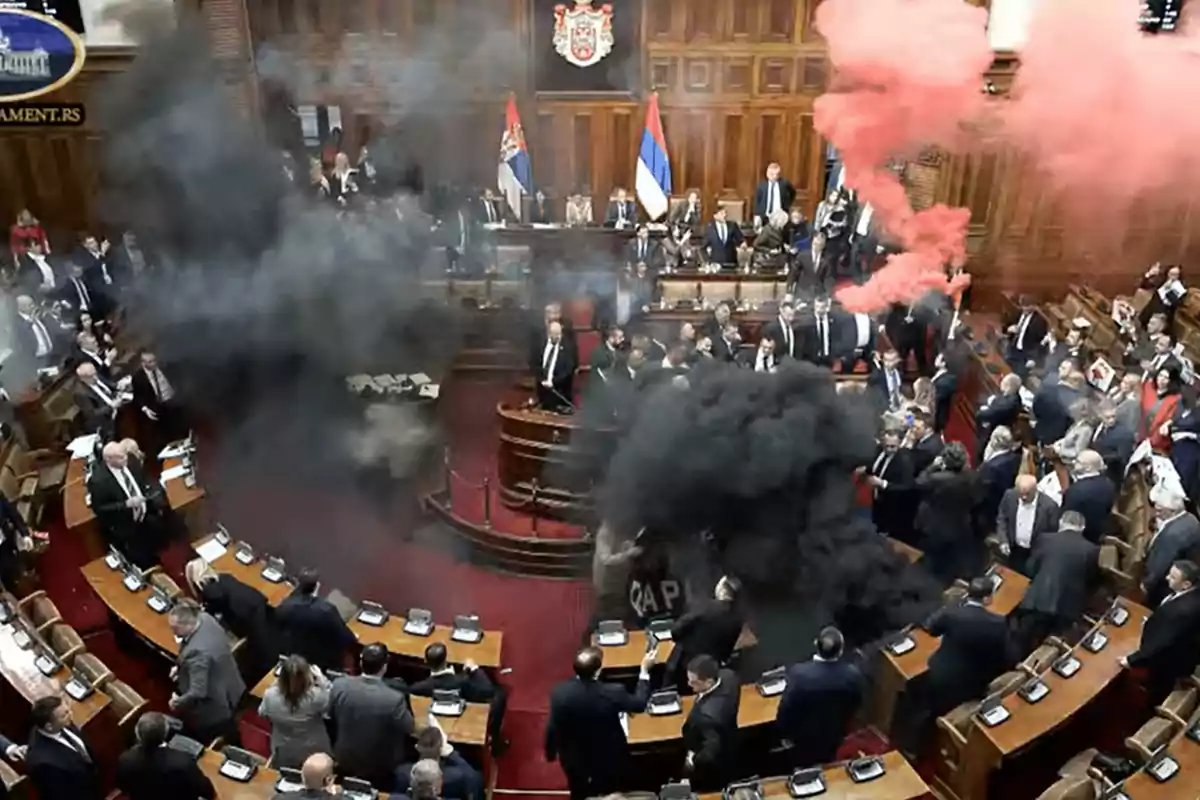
498;94;533;221
635;92;671;220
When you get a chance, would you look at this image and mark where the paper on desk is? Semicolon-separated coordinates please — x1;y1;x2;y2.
159;464;188;484
419;384;440;399
346;374;375;393
67;434;98;459
409;373;432;386
194;538;227;564
530;223;558;230
158;442;188;459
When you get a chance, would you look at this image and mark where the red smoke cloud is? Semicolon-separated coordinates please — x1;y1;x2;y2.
1004;0;1200;231
816;0;992;312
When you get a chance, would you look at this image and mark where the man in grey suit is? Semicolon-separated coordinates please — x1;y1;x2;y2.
168;600;246;746
1143;489;1200;606
329;643;414;789
1015;511;1099;650
996;474;1061;576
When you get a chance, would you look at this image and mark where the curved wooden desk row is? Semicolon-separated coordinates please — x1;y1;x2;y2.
694;751;930;800
0;596;112;729
588;627;761;673
247;671;489;748
83;534;504;668
870;566;1029;734
625;682;781;746
198;748;393;800
1121;720;1200;798
952;602;1150;800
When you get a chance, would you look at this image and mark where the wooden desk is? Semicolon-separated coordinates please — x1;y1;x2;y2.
956;603;1150;800
591;627;759;671
247;671;489;747
1121;726;1200;798
63;453;209;560
81;556;178;656
625;684;780;746
495;402;614;517
658;273;787;310
870;566;1029;734
197;749;393;799
14;369;75;450
694;751;931;800
0;612;112;729
348;616;503;670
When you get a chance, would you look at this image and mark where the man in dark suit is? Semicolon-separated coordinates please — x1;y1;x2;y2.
23;695;103;800
73;234;118;292
330;643;415;789
442;200;478;274
1143;334;1182;381
704;206;744;270
752;162;796;227
116;712;216;800
667;575;745;689
668;190;703;231
681;655;741;792
931;353;958;433
13;294;59;370
867;349;906;413
974;373;1024;464
1032;360;1083;446
0;491;32;590
393;726;483;800
975;427;1023;539
16;239;59;297
625;225;662;269
1015;511;1100;650
588;325;624;379
602;187;637;229
799;296;842;367
130;348;187;447
884;302;931;376
869;428;915;541
58;262;108;319
712;321;742;364
1060;450;1116;543
762;301;799;361
410;642;508;755
907;412;945;476
275;568;357;672
74;361;127;440
1090;400;1136;485
1122;559;1200;703
1004;296;1049;375
169;599;246;746
532;321;577;412
477;188;511;225
776;626;864;769
996;475;1061;575
1143;491;1200;606
545;647;654;800
922;577;1015;721
87;441;167;569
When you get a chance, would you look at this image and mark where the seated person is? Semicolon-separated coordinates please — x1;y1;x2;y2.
603;187;637;230
393;726;483;800
752;211;789;272
410;642;508;753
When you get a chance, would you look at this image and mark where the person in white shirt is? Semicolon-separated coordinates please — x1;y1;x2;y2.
131;348;186;444
86;441;164;569
15;294;56;365
741;337;777;373
75;331;115;381
73;361;128;439
996;474;1061;575
24;695;102;800
17;239;57;297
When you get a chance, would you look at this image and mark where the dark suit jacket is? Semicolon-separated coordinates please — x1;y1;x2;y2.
131;366;177;418
25;725;103;800
975;450;1022;535
1032;383;1080;445
798;313;844;364
915;468;977;554
925;603;1015;715
12;313;56;364
1018;532;1099;620
1144;514;1200;602
74;378;121;438
476;198;511;225
668;201;703;230
1007;310;1049;364
1061;474;1116;543
909;433;945;477
393;751;482;800
976;392;1022;438
329;673;414;782
16;253;59;294
73;246;117;291
762;317;799;360
932;370;958;433
58;274;106;317
712;335;741;364
86;461;162;558
996;490;1060;552
753;179;797;218
198;574;281;677
532;336;578;397
776;658;864;767
1091;422;1135;481
870;447;914;537
669;599;745;674
704;220;744;267
116;743;216;800
544;676;651;773
275;591;357;672
1128;589;1200;684
409;668;495;704
625;237;662;268
602;201;637;228
682;670;741;791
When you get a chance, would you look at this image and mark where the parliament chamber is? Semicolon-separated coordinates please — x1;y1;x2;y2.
4;0;1200;799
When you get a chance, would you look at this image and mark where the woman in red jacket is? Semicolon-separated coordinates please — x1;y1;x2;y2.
1143;367;1183;452
9;208;49;259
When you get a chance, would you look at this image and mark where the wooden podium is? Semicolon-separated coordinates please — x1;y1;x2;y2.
496;402;614;518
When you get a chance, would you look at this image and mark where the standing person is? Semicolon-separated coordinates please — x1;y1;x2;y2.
776;627;865;769
680;655;742;792
666;575;745;690
328;644;414;789
116;712;216;800
275;568;358;673
1122;560;1200;703
22;696;103;800
1014;512;1099;651
914;442;980;584
168;600;246;746
258;655;333;769
996;475;1061;576
544;647;654;800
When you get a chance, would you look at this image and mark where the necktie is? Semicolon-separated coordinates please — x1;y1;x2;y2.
544;342;558;374
818;316;828;356
874;452;892;477
60;731;88;761
74;277;90;307
783;323;792;355
487;202;495;223
769;182;778;214
149;369;161;400
1093;425;1104;443
719;222;726;243
93;381;114;405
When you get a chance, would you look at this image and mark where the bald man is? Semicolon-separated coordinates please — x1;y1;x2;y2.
86;441;164;569
1061;450;1117;543
270;752;338;798
996;474;1061;575
73;361;127;439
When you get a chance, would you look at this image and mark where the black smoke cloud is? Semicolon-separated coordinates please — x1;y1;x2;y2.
600;360;940;660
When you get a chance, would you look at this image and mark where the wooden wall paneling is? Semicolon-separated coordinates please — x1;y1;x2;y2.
720;113;743;195
802;0;825;42
573;113;593;195
611;108;635;198
729;0;754;40
762;0;796;41
645;0;676;40
685;0;720;41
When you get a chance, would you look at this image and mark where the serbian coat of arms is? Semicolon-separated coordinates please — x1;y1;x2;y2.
553;0;615;68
